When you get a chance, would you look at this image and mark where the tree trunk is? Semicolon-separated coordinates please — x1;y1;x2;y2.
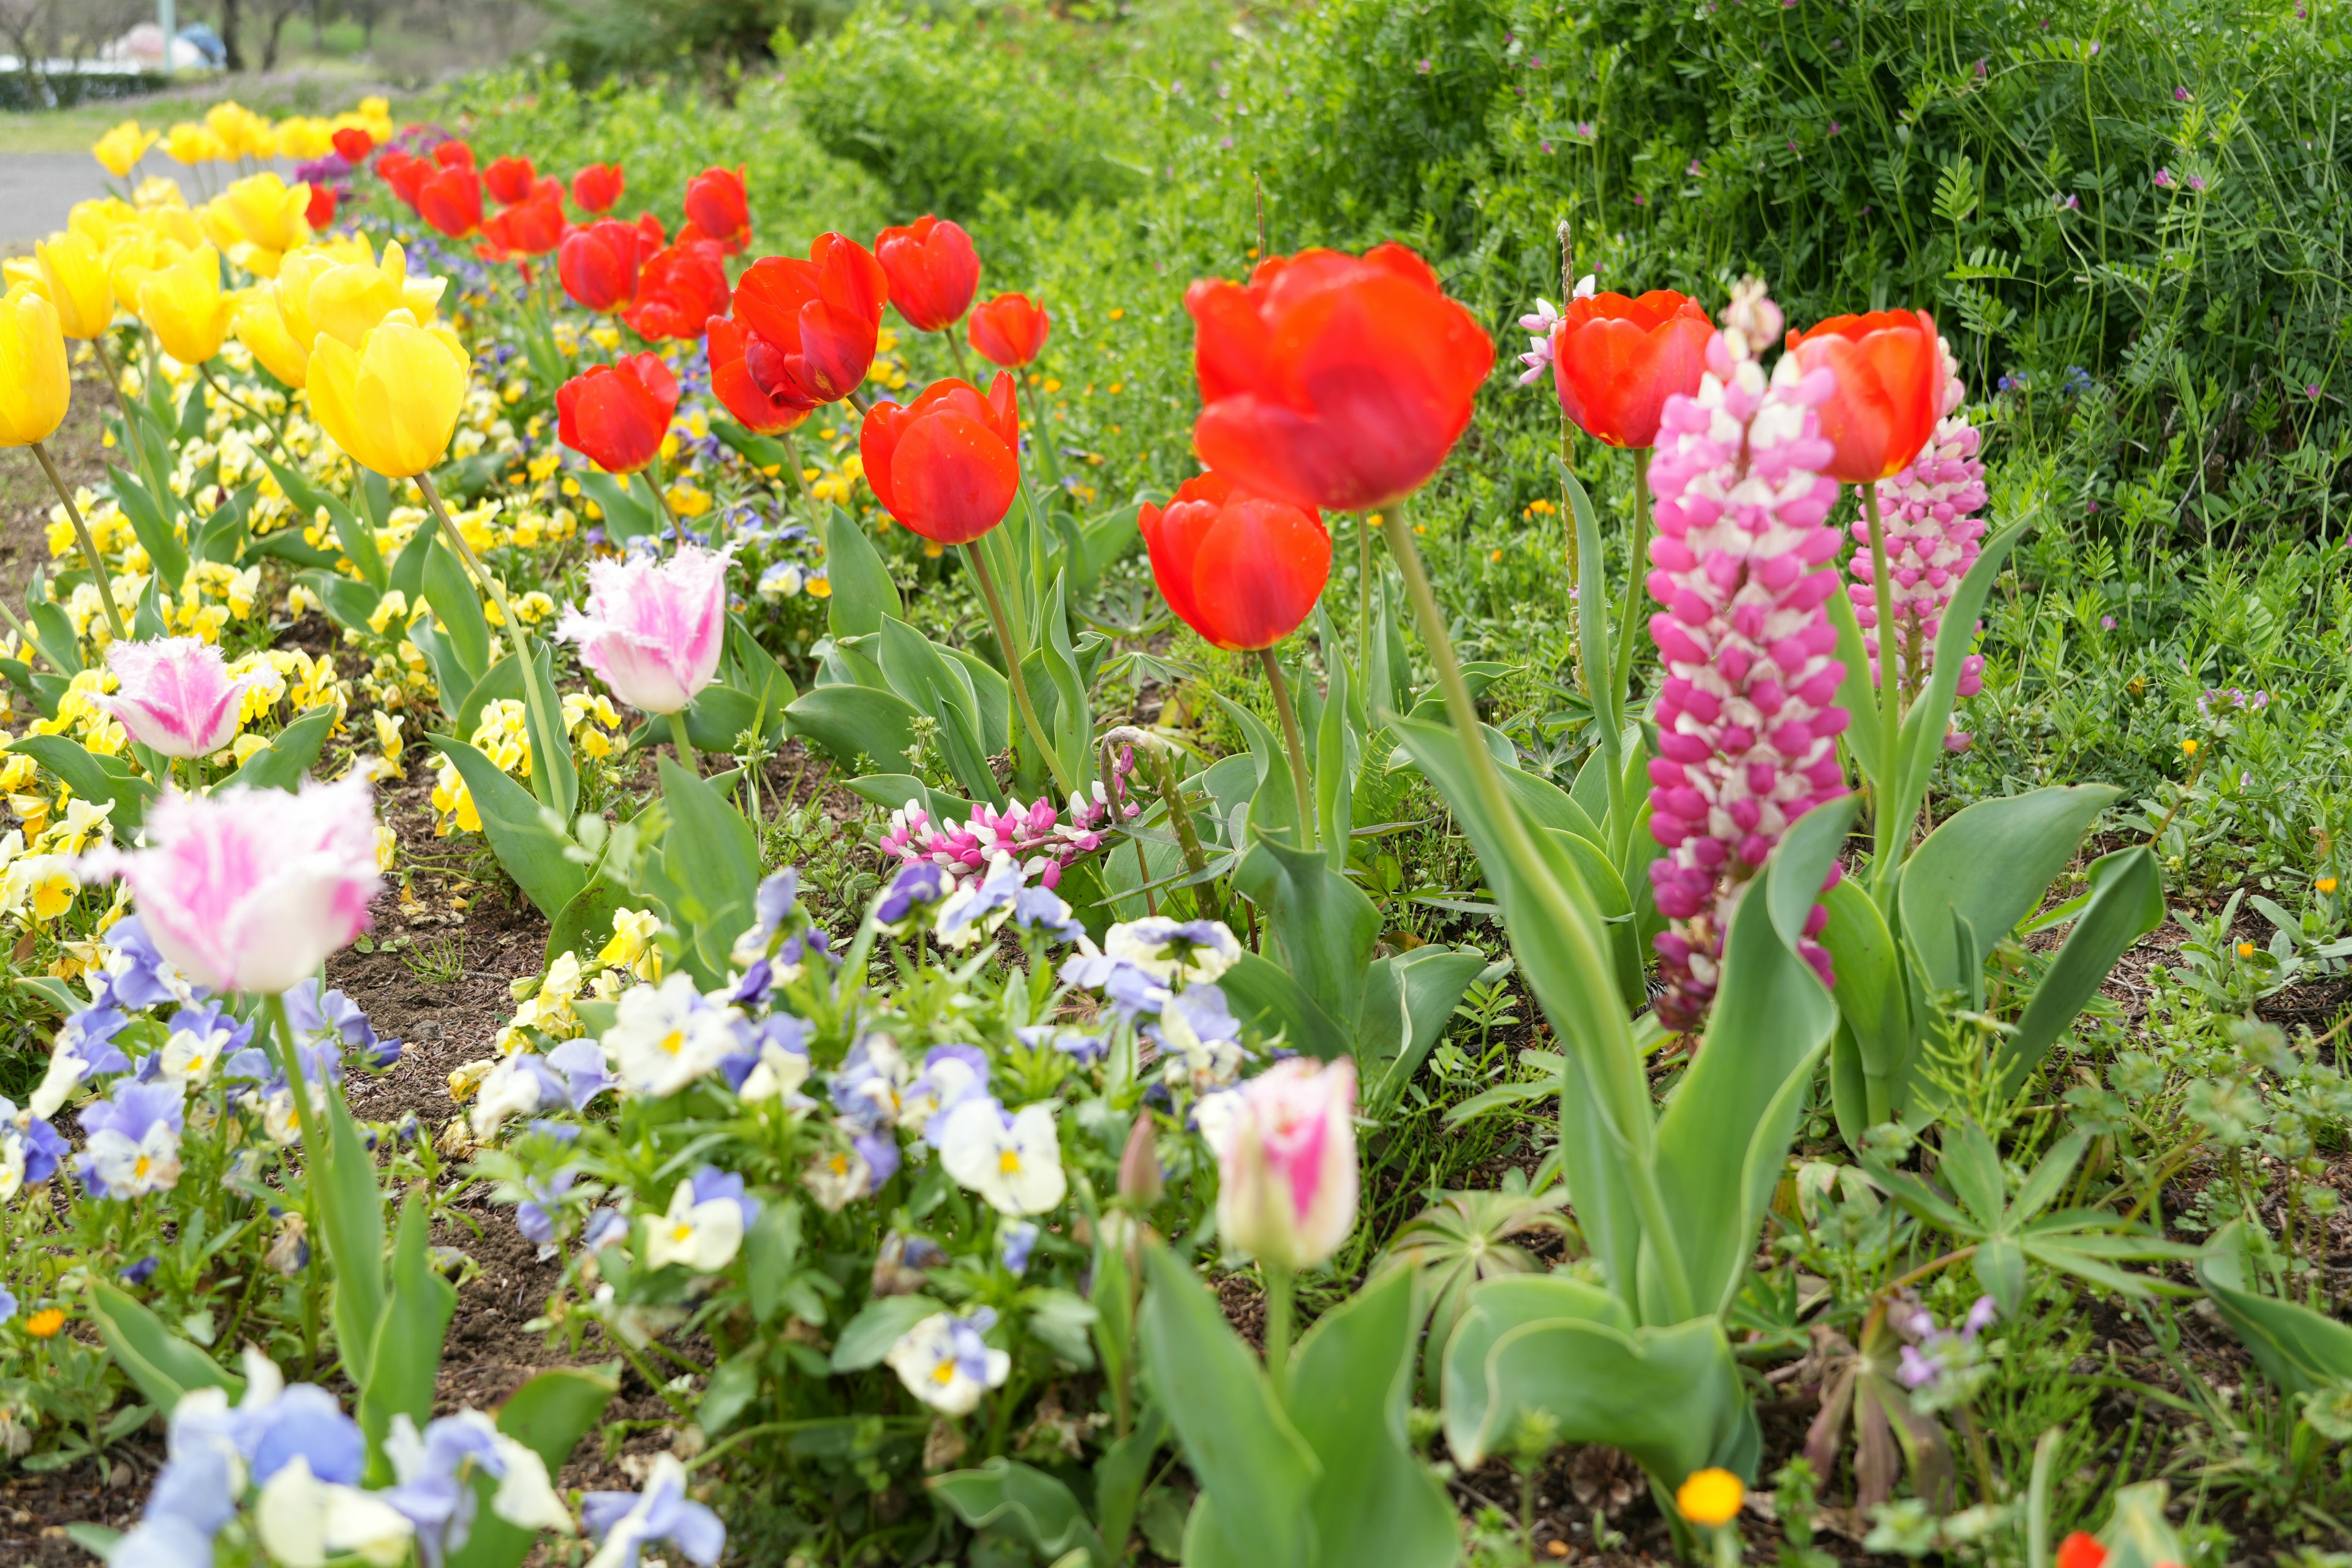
260;0;292;69
218;0;245;70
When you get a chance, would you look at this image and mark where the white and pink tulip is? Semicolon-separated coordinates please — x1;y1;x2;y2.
1210;1057;1357;1273
94;636;257;760
556;545;732;715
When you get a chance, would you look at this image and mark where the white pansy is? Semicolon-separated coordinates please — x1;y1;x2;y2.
737;1042;812;1104
255;1455;417;1568
602;973;740;1098
87;1120;181;1197
937;1099;1067;1216
642;1178;745;1273
884;1310;1011;1417
160;1023;232;1085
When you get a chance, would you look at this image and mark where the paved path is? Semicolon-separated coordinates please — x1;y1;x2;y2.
0;154;106;250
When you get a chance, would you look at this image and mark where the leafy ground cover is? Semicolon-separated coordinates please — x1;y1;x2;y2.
0;2;2347;1566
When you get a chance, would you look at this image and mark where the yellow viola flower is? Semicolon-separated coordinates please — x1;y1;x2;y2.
165;122;227;165
34;233;115;340
281;239;446;353
0;288;70;448
92;120;159;178
600;908;665;982
366;589;412;637
202;173;315;278
138;244;236;366
232;287;310;388
306;311;471;479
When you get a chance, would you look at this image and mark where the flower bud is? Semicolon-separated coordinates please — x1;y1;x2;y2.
1117;1113;1163;1206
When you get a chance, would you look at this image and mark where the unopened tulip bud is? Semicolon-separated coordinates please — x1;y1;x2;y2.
1118;1113;1163;1205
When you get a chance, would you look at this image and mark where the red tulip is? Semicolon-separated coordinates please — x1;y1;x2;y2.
557;353;680;476
377;149;429;211
331;127;374;164
572;162;624;215
1549;290;1714;450
1140;471;1332;651
304;184;337;231
417;165;484;239
707;317;816;436
484;155;537;206
967;292;1049;369
873;215;979;333
1784;310;1940;483
481;192;567;258
432;139;475;170
559;218;649;313
859;374;1022;546
682;165;750;254
729;233;887;405
623;241;731;342
1187;244;1493;512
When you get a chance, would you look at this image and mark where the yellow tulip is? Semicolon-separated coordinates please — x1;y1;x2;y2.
202;174;315;278
233;288;310;388
205;102;272;160
36;234;115;340
91;121;158;179
0;289;70;448
138;246;236;366
282;239;447;353
67;197;140;248
273;117;333;161
133;176;187;212
1;257;39;295
104;227;187;316
165;123;228;165
307;311;471;478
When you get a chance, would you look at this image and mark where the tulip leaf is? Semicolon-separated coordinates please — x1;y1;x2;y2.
420;540;493;692
545;874;627;969
1219;949;1352;1063
929;1460;1109;1567
296;568;383;638
133;576;168;641
24;599;83;675
1818;872;1909;1134
825;504;902;640
785;683;921;774
1137;1243;1319;1568
1233;835;1378;1036
407;612;474;721
87;1280;243;1411
1653;796;1850;1316
454;647;527;742
426;735;587;919
357;1193;457;1474
1547;826;1642;1009
1898;783;2121;995
191;481;260;566
1359;944;1489;1112
9;734;157;832
312;1058;390;1399
1288;1264;1458;1568
939;647;1013;757
657;756;760;979
671;679;791;756
2197;1223;2352;1398
1039;571;1096;790
878;616;1003;806
1991;845;2164;1097
388;514;440;601
227;703;338;793
265;450;386;589
518;636;578;820
575;470;658;545
445;1364;622;1568
1314;654;1357;872
1825;587;1885;786
842;772;975;827
107;460;189;587
1094;1404;1167;1564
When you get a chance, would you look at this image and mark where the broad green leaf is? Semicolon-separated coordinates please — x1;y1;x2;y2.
1888;521;2026;835
1548;827;1640;1009
9;734;156;832
2197;1224;2352;1397
1360;945;1488;1109
785;683;921;772
1038;571;1095;790
744;1200;805;1325
1501;761;1604;845
134;575;168;640
313;1068;388;1397
1653;798;1850;1316
1219;949;1351;1063
1938;1121;2008;1227
407;612;473;720
1232;836;1378;1035
698;1349;764;1436
86;1280;241;1411
1138;1245;1318;1568
265;451;386;590
677;680;791;756
519;636;578;818
1214;690;1300;848
1095;1404;1167;1563
297;568;383;638
940;646;1013;757
387;511;439;599
1314;653;1356;871
1825;586;1883;784
878;616;1001;805
1899;784;2120;993
24;600;82;674
425;736;587;919
358;1194;457;1472
575;470;658;544
826;505;902;639
545;876;625;968
108;461;189;585
1819;875;1908;1130
658;756;760;975
420;540;492;690
225;703;337;793
1564;463;1621;745
1992;846;2163;1096
831;1294;944;1372
842;772;974;826
1288;1265;1457;1568
928;1460;1107;1566
1975;1234;2027;1316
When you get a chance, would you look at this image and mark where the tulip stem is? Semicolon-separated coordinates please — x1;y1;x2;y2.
1256;646;1316;853
30;441;128;641
777;430;821;524
1357;513;1372;681
965;545;1077;799
1261;1261;1295;1403
668;710;697;777
1863;481;1904;880
641;459;688;548
418;471;566;816
943;326;972;381
1382;506;1695;1323
265;990;324;1373
88;333;134;426
1613;456;1649;712
197;361;293;463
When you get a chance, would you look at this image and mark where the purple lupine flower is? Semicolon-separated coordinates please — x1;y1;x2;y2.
1643;279;1849;1029
1847;337;1988;745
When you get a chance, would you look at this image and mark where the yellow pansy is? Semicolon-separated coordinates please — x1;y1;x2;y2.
137;244;236;366
0;288;70;448
599;908;665;982
306;311;471;479
232;287;310;388
366;589;412;636
92;120;159;178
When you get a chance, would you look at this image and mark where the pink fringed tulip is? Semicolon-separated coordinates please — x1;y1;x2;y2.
1847;338;1986;748
1213;1058;1357;1271
1643;279;1849;1030
80;774;382;994
94;636;257;760
556;545;732;715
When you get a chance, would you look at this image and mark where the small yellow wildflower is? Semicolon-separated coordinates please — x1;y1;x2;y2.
2182;739;2199;755
2318;876;2338;894
1675;1468;1743;1527
25;1307;66;1338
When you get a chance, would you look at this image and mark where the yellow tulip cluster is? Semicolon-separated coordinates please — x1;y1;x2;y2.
93;99;396;179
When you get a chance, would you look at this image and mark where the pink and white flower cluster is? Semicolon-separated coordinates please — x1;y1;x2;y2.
1643;279;1848;1030
880;751;1140;890
1846;341;1986;750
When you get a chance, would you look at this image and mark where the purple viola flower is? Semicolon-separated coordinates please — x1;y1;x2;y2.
113;1425;239;1567
97;916;192;1011
1059;950;1171;1016
581;1208;629;1254
246;1384;368;1485
121;1255;161;1286
0;1286;13;1322
1011;884;1085;943
1014;1024;1108;1063
516;1171;579;1247
907;1043;992;1146
688;1167;761;1232
546;1036;615;1109
718;1011;811;1091
285;979;390;1065
581;1454;727;1567
876;861;954;925
59;1006;135;1076
998;1218;1039;1274
76;1079;187;1199
729;869;801;967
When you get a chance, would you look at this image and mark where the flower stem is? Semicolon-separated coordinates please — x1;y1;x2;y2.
265;990;322;1373
668;709;697;776
1863;481;1904;878
31;440;127;640
1613;456;1649;707
1262;1260;1294;1405
1145;741;1220;925
944;327;973;380
777;428;822;523
197;361;292;462
641;457;687;547
964;543;1076;798
418;472;565;815
1381;507;1694;1322
1256;645;1316;853
1356;513;1372;682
